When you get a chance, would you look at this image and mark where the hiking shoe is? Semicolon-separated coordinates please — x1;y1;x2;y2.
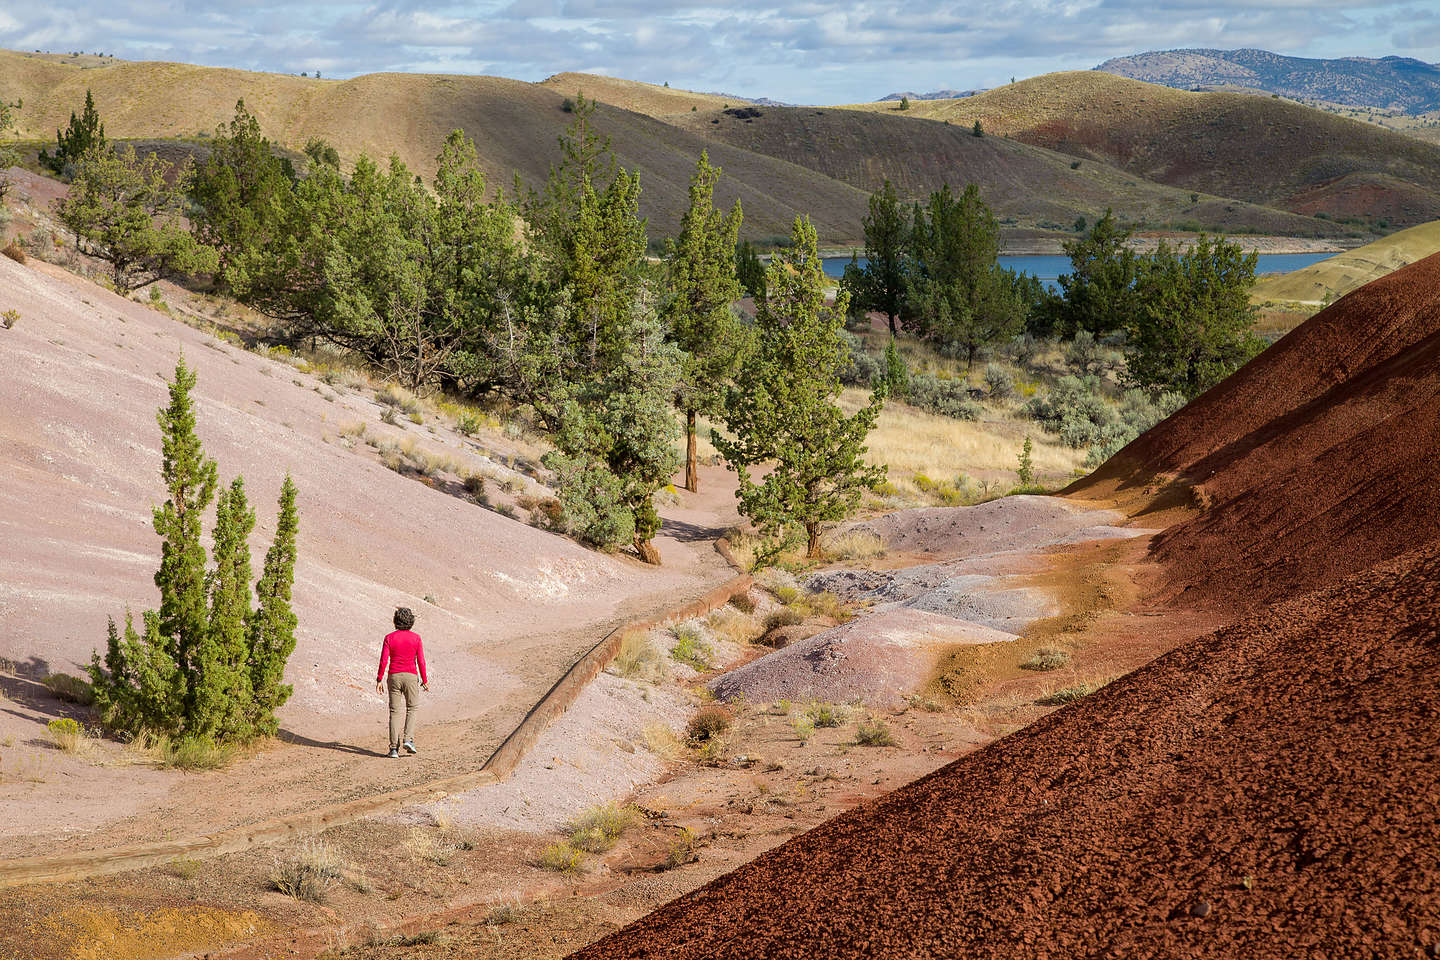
403;741;417;755
387;748;400;758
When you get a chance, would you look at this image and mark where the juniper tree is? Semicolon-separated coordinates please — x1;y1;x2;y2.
544;301;682;563
841;179;910;336
1052;209;1139;339
196;476;256;741
717;217;887;559
89;360;301;742
1124;235;1263;399
664;152;745;493
735;239;766;301
247;476;299;736
191;100;295;281
0;97;20;202
41;88;105;176
55;144;218;293
905;183;1026;369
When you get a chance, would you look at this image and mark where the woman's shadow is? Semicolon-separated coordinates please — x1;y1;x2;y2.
277;729;389;757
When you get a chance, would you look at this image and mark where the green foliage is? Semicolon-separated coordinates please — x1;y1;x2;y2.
972;119;984;137
190;100;295;281
542;303;681;562
302;138;340;169
905;185;1025;368
983;362;1013;399
841;180;909;334
44;671;95;704
669;623;712;670
55;144;219;293
1025;375;1114;448
665;153;746;491
882;337;909;396
232;130;522;391
716;217;887;558
89;359;300;746
1083;389;1185;467
734;239;766;300
855;719;897;746
46;718;82;753
1051;210;1139;339
1124;236;1264;399
1016;435;1035;486
0;97;20;201
899;96;911;111
41;88;106;176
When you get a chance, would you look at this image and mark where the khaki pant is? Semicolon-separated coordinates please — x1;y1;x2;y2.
387;672;421;749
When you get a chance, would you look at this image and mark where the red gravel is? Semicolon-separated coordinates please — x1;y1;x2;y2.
1078;250;1440;608
568;253;1440;959
571;543;1440;959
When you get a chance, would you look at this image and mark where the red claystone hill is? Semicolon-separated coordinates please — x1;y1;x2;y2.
567;254;1440;959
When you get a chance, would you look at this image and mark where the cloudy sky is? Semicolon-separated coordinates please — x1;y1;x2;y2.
2;1;1438;103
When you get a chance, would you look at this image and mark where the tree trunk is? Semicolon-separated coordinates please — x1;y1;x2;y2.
684;409;699;493
887;312;897;337
635;536;662;566
806;523;822;559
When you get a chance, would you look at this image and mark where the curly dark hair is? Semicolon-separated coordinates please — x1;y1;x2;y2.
393;607;415;630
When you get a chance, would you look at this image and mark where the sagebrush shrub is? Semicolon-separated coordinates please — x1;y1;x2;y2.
686;705;732;744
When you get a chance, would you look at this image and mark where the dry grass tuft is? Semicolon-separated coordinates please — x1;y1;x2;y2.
567;802;641;853
641;722;684;760
1020;647;1071;671
821;528;885;561
43;672;95;705
854;719;898;747
537;842;586;874
271;839;343;902
686;705;733;744
607;631;666;683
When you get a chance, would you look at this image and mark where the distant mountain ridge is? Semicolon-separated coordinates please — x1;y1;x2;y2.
878;89;982;102
1096;48;1440;114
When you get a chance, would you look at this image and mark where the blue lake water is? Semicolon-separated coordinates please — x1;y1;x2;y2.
821;252;1336;288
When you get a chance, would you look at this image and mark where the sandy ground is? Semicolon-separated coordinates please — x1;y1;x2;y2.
0;250;737;856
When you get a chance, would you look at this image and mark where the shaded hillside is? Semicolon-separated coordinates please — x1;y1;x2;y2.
1098;48;1440;114
0;50;866;240
1254;219;1440;303
572;541;1440;958
841;71;1440;228
671;105;1345;237
1077;251;1440;608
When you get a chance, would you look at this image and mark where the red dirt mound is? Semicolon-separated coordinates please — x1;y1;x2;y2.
569;542;1440;959
1074;250;1440;608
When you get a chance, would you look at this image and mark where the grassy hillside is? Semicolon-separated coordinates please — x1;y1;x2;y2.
671;105;1346;237
839;71;1440;229
1253;219;1440;304
539;72;737;117
0;50;866;241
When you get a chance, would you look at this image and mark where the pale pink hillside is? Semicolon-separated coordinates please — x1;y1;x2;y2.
0;254;732;855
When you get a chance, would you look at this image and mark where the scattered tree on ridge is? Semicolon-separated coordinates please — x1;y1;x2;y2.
90;358;301;745
1123;235;1264;400
841;179;910;336
55;144;218;293
716;216;887;559
664;152;746;493
41;88;106;176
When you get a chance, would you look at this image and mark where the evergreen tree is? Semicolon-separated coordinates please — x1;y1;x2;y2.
248;476;299;736
905;184;1025;368
1052;209;1139;339
196;476;256;741
1124;235;1264;399
41;88;106;175
735;239;766;301
55;144;218;292
190;100;295;281
841;179;909;335
716;217;887;559
545;301;682;563
88;359;301;743
664;152;745;493
0;97;21;202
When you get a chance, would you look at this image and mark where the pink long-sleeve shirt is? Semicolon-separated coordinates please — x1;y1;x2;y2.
377;629;428;685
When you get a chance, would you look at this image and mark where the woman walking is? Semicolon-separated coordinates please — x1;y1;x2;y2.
376;607;429;758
